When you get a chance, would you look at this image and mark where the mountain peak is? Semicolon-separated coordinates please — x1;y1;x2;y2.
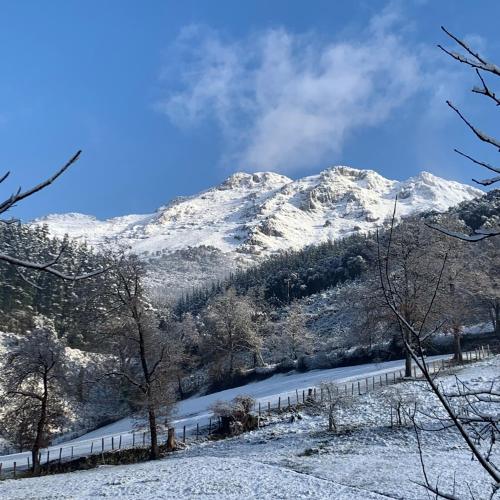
31;166;483;272
217;171;291;191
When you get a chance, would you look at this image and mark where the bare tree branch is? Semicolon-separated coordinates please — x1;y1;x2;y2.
0;150;81;216
0;171;10;185
454;149;500;176
473;70;500;107
441;26;487;65
425;223;500;242
447;101;500;150
0;252;109;281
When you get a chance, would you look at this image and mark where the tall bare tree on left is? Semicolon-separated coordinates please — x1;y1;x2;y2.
1;321;70;474
0;151;107;474
0;150;104;280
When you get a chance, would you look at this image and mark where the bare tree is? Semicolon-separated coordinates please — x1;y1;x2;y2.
105;256;176;459
0;320;69;473
377;214;456;376
465;239;500;336
201;288;264;380
377;201;500;498
274;301;313;362
164;312;201;399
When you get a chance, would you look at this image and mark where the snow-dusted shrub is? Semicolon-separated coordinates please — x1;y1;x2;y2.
210;395;258;435
320;383;353;432
379;385;420;427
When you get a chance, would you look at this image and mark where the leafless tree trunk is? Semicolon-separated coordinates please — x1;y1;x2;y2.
31;371;49;474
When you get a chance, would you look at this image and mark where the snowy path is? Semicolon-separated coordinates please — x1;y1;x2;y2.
0;354;451;471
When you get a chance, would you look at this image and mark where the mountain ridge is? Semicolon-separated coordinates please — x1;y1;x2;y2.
33;166;482;264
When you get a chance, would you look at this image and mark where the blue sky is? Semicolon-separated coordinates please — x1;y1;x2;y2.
1;0;499;220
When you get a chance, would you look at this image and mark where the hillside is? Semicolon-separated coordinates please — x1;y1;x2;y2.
32;166;483;296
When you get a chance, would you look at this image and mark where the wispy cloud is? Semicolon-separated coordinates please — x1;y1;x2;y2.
157;5;464;173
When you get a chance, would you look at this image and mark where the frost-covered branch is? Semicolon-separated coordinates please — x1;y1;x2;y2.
438;26;500;76
446;100;500;151
425;223;500;242
0;249;109;281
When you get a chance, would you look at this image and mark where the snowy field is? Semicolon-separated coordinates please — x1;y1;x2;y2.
0;353;452;471
0;354;496;499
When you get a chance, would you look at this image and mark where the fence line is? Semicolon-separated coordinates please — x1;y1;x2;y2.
0;346;489;477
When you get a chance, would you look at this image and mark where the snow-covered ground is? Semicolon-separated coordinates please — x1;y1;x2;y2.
0;353;453;471
0;355;496;499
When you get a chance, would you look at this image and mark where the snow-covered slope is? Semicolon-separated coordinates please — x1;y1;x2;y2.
32;167;482;291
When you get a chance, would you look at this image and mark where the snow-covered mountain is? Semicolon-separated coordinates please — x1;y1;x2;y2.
32;166;482;293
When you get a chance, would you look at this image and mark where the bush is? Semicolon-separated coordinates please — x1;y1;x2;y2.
210;395;258;435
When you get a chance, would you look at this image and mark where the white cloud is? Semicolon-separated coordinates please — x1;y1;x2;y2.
157;8;463;173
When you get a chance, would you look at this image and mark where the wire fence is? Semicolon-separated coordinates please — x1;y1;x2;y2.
0;346;489;478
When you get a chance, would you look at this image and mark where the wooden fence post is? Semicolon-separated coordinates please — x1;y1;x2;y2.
71;446;74;459
278;396;281;411
132;432;135;447
358;381;361;395
320;387;323;401
268;401;271;414
27;456;30;469
111;436;114;450
167;428;176;451
0;462;2;477
90;441;94;454
13;461;16;478
183;426;186;444
47;450;50;464
119;435;122;450
209;417;212;435
296;389;299;404
142;432;146;446
302;390;305;403
102;437;104;452
351;383;354;395
258;402;261;417
288;396;291;409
